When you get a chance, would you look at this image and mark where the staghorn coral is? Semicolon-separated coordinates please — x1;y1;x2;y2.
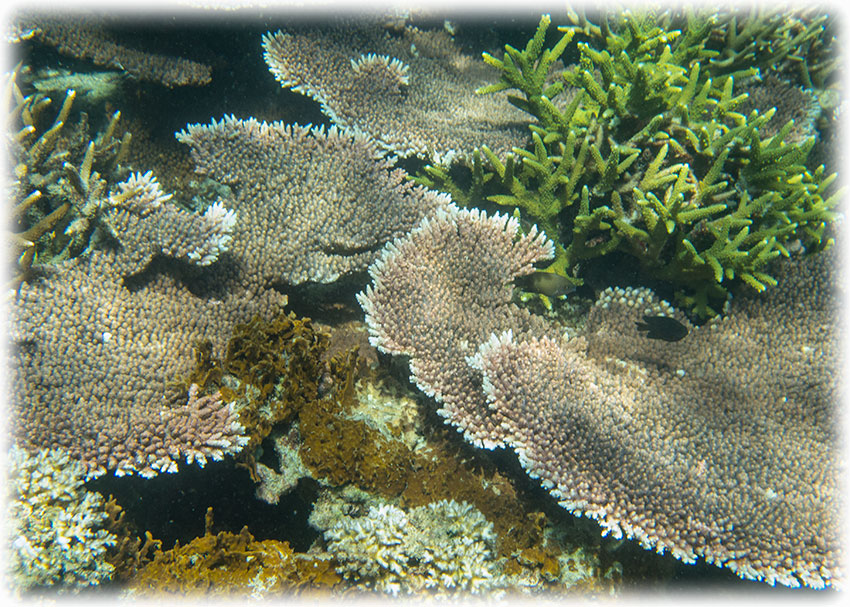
704;6;839;88
5;64;132;278
176;115;449;288
10;172;287;478
425;11;839;317
11;14;212;87
7;446;117;592
359;204;842;589
262;17;530;162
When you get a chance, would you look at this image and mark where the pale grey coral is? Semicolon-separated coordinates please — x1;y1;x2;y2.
176;115;449;287
262;17;530;162
10;173;286;478
359;205;842;589
6;446;116;592
322;499;502;595
253;425;311;505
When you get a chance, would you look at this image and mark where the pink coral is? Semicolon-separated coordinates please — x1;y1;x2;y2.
360;203;842;589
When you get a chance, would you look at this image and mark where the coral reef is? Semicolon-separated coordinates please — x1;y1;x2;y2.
5;8;842;599
176;116;449;288
6;447;117;592
422;10;839;316
11;14;212;87
10;172;287;478
359;204;842;588
262;16;530;162
320;499;501;595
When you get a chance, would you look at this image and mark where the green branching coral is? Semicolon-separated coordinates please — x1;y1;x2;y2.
419;10;839;317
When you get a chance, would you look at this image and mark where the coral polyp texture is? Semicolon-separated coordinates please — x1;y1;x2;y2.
359;205;842;589
7;447;117;592
104;171;238;275
10;172;287;478
176;116;449;287
321;499;501;595
358;203;555;449
261;17;531;162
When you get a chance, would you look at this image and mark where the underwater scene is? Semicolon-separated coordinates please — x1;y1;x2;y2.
4;1;844;600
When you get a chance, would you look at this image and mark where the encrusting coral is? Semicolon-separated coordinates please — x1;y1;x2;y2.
359;203;842;589
262;15;531;163
420;9;839;317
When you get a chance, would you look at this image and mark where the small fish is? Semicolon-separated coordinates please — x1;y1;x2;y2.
635;315;689;342
514;271;577;298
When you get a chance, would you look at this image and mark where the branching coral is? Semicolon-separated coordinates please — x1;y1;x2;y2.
7;447;117;593
420;10;840;317
5;64;132;279
320;499;501;595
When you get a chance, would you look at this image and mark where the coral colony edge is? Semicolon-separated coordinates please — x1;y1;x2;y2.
4;4;843;599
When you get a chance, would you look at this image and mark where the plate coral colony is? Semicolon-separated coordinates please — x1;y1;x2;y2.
5;4;843;598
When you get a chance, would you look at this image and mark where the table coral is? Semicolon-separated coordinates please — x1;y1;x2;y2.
11;13;212;87
176;115;449;288
10;173;287;478
262;16;530;162
359;203;842;589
